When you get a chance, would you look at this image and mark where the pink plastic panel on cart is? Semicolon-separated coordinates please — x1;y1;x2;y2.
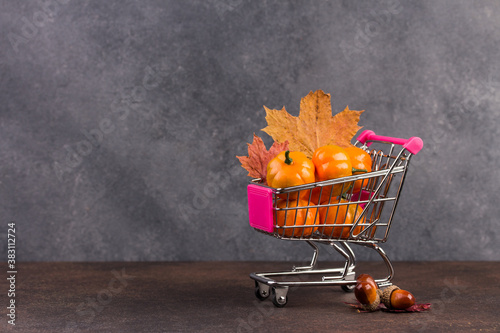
351;190;374;209
356;130;423;155
247;184;274;233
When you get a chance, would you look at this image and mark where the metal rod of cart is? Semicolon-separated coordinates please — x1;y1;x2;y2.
247;130;423;307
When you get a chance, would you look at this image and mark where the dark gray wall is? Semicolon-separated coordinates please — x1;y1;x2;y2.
1;0;499;261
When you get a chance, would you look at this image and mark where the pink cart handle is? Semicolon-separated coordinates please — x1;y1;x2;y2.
356;130;423;155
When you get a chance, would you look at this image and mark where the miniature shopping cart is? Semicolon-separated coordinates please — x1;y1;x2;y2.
247;130;423;307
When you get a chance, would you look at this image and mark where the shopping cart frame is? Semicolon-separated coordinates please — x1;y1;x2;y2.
247;130;423;307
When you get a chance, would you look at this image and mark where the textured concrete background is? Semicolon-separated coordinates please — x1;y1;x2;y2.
0;0;498;261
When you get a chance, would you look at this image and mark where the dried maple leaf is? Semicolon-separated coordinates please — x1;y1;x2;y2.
236;134;289;181
262;90;364;158
344;301;432;313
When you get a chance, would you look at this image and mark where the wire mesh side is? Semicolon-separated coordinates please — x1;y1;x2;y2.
253;141;414;243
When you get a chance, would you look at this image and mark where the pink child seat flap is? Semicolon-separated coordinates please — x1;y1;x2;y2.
247;184;274;233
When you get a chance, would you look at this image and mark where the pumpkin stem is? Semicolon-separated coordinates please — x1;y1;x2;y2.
284;150;293;165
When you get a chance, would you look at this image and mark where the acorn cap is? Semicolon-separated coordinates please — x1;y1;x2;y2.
381;285;400;308
361;293;380;311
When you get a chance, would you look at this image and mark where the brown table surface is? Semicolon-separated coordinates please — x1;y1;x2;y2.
0;261;499;332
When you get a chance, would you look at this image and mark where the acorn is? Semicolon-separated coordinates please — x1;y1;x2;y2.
380;285;416;310
356;274;378;290
354;280;380;311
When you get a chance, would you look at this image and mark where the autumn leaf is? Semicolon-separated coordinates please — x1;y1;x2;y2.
344;301;432;313
262;90;364;158
236;134;289;181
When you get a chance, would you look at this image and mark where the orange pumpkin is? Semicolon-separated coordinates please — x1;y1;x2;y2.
311;145;352;201
318;198;365;239
275;199;319;238
267;150;315;199
344;146;372;193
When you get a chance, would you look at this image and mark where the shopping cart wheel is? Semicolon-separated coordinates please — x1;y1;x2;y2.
341;284;355;292
254;281;270;300
271;287;288;308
